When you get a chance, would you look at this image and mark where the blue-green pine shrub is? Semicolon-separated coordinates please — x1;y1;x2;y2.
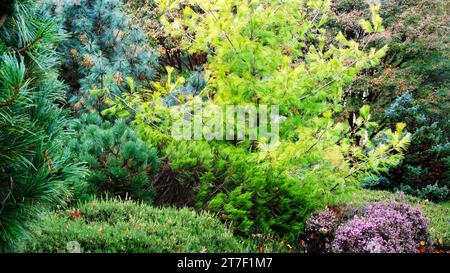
67;113;158;201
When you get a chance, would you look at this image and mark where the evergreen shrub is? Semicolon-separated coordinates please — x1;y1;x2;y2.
22;198;248;253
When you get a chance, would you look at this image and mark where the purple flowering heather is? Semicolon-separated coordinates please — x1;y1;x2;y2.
332;202;430;253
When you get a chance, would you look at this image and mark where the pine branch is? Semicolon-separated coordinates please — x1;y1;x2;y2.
0;86;20;108
16;34;44;55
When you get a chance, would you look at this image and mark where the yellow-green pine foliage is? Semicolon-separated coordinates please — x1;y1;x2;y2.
110;0;411;240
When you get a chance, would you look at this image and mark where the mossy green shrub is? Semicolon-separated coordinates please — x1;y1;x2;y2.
20;198;249;253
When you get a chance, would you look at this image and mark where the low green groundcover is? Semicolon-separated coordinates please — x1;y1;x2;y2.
21;199;249;253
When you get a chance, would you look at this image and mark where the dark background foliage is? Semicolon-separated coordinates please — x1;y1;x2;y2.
330;0;450;200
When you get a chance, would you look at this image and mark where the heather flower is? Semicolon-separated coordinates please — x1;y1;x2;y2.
332;201;430;253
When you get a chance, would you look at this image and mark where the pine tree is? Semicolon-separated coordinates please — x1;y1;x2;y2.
38;0;161;201
0;0;85;250
67;112;159;201
111;0;411;239
41;0;160;111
